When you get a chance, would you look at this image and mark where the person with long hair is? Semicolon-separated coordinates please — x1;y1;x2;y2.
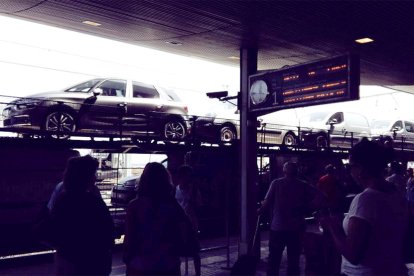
123;162;189;275
319;139;408;275
51;155;114;275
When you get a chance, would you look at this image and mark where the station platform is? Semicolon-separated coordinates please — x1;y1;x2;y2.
3;230;413;276
0;231;307;276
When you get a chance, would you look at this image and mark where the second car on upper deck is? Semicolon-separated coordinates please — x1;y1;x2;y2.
2;78;190;140
300;110;371;148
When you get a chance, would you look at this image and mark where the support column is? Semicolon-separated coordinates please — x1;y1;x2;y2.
239;47;258;255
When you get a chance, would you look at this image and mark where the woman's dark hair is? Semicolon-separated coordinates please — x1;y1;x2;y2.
177;165;193;178
138;162;173;199
349;138;393;176
63;155;98;192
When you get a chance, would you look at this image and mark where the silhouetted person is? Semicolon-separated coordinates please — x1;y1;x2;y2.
319;139;407;275
407;168;414;213
175;165;201;276
316;164;345;275
317;164;345;213
48;180;101;211
342;163;362;195
407;168;414;184
50;155;114;275
123;162;189;275
258;161;316;275
387;160;407;197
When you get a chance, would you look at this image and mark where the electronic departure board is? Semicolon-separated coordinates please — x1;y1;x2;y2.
248;54;359;114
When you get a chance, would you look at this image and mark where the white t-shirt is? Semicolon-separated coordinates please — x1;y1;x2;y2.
341;187;407;276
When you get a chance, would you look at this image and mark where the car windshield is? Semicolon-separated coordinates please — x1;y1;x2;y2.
65;79;103;92
301;111;330;124
371;119;393;130
156;86;181;101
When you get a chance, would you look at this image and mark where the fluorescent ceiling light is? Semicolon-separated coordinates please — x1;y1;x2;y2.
355;37;374;44
82;20;101;27
228;56;240;60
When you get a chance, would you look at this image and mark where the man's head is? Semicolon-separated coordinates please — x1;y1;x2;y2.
325;164;336;174
283;161;298;177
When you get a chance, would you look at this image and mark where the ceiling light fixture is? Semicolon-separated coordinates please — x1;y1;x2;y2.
82;20;101;27
228;56;240;60
165;41;183;46
355;37;374;44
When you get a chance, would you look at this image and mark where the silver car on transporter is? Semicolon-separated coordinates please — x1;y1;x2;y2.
371;118;414;149
193;109;300;145
2;78;190;140
300;110;371;148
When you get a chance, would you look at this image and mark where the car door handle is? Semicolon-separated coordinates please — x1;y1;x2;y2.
118;103;127;113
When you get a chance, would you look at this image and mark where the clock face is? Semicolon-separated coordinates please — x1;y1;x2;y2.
249;80;269;105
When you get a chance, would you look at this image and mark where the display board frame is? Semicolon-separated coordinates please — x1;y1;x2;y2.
248;54;360;115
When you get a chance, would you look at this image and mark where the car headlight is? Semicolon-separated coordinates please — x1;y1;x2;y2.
12;98;43;110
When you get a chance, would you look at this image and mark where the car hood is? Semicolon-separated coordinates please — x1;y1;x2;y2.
299;122;328;133
6;90;93;106
26;90;92;100
371;128;390;136
118;175;140;185
196;110;238;123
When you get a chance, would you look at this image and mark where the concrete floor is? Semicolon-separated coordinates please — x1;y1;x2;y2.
0;233;293;276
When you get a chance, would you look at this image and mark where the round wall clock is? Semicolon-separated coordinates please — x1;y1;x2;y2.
249;80;269;105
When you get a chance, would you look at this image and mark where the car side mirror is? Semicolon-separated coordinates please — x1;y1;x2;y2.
328;118;338;125
392;126;401;132
93;88;103;96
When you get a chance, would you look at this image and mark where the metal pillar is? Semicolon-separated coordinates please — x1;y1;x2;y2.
239;47;258;255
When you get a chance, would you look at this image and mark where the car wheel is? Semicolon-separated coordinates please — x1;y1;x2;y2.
316;134;328;148
282;132;297;146
163;119;186;140
44;111;76;139
220;125;237;143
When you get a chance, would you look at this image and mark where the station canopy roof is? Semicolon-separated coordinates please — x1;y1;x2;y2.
1;1;414;90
